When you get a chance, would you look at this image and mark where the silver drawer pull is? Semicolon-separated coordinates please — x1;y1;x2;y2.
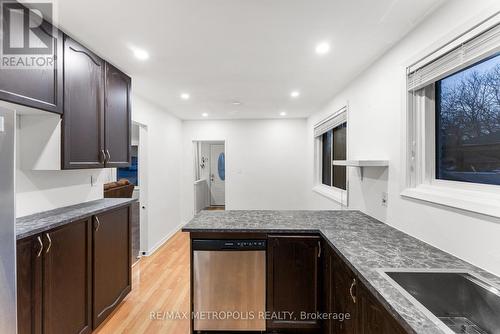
45;233;52;254
350;278;357;304
36;236;43;257
95;216;101;231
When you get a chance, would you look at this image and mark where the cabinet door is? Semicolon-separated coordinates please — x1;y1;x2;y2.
43;219;92;334
322;245;334;334
267;235;321;331
93;206;131;328
358;283;408;334
104;62;131;167
0;8;63;114
62;35;105;169
333;255;357;334
17;236;43;334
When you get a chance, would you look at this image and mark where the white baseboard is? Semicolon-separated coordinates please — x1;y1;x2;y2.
142;221;187;256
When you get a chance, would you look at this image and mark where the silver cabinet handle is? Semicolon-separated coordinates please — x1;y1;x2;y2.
106;149;111;162
45;233;52;254
95;216;101;231
36;236;43;257
101;149;106;163
317;241;321;258
350;278;357;304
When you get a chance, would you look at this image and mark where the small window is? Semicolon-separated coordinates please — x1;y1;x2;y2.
435;53;500;186
321;123;347;190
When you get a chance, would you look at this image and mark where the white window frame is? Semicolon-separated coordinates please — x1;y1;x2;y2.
402;14;500;218
313;105;349;206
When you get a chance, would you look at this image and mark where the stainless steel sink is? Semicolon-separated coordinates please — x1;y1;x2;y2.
381;270;500;334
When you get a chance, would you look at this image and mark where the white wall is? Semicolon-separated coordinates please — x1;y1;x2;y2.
306;0;500;275
132;95;183;254
15;94;184;257
181;119;309;223
15;113;109;217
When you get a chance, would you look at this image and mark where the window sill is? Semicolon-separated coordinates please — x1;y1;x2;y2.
401;184;500;218
313;185;348;206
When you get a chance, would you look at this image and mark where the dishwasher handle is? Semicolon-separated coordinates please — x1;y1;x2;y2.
192;239;267;251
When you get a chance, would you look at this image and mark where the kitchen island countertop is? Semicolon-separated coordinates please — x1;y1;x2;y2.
183;210;500;334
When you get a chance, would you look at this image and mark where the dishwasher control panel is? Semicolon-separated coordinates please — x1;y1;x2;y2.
192;239;267;251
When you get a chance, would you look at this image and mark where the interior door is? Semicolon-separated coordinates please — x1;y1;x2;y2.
209;144;225;206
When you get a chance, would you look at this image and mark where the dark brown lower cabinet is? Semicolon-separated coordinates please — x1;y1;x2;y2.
324;248;409;334
322;244;334;334
267;235;321;332
92;206;131;329
17;219;92;334
43;219;92;334
17;236;42;334
358;284;407;334
16;205;132;334
332;253;358;334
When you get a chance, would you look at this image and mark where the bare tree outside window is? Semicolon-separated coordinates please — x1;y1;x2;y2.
436;53;500;185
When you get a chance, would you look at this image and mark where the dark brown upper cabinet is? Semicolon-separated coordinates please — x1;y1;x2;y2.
0;9;63;114
62;35;105;169
267;235;322;332
104;62;131;167
92;206;131;329
62;35;131;170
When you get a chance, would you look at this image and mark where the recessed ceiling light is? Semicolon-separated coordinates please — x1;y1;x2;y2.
202;112;208;117
232;101;242;105
180;93;190;100
315;42;330;55
132;48;149;60
280;111;287;116
290;91;300;98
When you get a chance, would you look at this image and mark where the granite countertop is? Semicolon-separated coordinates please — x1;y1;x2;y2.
183;210;500;334
16;198;137;240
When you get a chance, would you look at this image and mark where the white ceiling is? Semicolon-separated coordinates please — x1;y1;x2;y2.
53;0;445;120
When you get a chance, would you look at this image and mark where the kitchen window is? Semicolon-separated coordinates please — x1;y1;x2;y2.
435;54;500;186
321;123;347;189
314;106;348;204
403;20;500;217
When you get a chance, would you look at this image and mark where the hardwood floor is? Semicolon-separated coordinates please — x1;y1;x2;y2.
205;206;225;211
94;231;191;334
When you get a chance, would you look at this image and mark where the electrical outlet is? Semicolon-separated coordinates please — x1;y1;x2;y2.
381;192;388;207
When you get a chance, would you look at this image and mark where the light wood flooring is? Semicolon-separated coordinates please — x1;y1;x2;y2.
94;231;191;334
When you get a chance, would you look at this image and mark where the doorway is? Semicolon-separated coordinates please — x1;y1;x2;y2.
108;122;149;259
193;141;225;213
209;143;225;207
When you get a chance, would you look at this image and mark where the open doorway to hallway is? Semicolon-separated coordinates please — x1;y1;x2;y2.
193;141;226;213
106;121;149;261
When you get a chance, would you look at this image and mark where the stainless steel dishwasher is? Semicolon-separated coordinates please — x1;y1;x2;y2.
192;239;266;332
